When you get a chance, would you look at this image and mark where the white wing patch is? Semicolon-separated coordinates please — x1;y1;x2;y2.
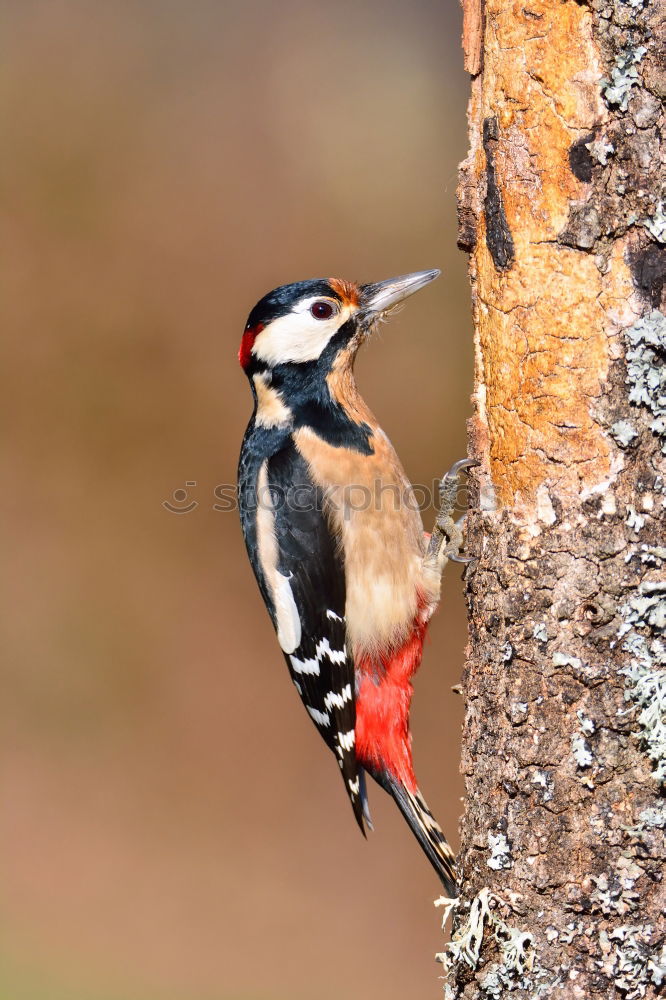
274;573;302;654
290;635;347;676
255;461;302;655
337;729;355;752
290;653;320;676
315;637;346;664
347;775;360;797
324;684;352;711
307;706;330;727
326;609;343;622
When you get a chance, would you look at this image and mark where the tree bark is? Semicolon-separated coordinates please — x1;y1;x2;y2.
441;0;666;997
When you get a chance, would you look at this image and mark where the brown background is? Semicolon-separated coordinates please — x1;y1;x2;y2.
2;2;472;998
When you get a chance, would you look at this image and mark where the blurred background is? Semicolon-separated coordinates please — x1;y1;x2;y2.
2;1;472;998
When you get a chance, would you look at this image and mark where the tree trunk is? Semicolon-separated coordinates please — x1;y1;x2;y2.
441;1;666;997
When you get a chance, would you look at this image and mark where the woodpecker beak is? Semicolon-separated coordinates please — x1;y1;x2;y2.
359;269;441;319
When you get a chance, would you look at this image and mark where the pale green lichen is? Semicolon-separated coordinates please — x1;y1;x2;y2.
620;659;666;782
478;933;546;999
650;945;666;986
557;920;586;945
590;857;643;916
622;803;666;839
486;833;512;871
509;701;528;725
437;888;544;997
638;804;666;828
572;733;594;769
437;889;497;972
586;136;615;165
434;893;459;930
644;201;666;244
552;652;582;670
598;925;665;999
626;505;647;533
533;622;548;642
572;709;597;775
611;419;639;448
618;584;666;783
609;307;666;914
532;769;554;802
601;46;647;110
501;641;514;663
625;545;666;567
624;311;666;455
577;709;596;736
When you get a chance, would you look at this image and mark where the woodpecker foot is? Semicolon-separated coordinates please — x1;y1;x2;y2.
426;458;478;567
447;515;473;564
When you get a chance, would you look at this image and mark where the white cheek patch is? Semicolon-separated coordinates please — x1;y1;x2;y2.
252;298;356;365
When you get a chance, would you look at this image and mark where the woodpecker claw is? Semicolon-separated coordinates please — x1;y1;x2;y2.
426;458;478;567
443;457;480;478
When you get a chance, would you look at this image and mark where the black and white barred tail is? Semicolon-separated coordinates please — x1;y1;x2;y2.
382;776;458;898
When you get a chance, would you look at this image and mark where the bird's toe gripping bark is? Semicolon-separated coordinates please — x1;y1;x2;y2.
426;458;479;569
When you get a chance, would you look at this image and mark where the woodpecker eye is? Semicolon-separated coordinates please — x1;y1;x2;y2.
310;300;335;320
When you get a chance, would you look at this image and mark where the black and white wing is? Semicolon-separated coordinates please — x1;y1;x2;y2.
254;439;364;829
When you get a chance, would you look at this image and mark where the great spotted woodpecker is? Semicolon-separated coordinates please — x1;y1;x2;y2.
237;270;471;898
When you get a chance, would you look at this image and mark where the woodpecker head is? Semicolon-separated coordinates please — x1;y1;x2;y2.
239;270;440;378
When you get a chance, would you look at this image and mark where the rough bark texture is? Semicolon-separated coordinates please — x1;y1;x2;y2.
441;0;666;997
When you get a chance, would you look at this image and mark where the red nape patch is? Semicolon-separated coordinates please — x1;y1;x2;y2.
238;323;263;369
354;621;428;791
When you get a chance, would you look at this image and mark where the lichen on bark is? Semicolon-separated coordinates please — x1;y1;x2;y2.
448;0;665;996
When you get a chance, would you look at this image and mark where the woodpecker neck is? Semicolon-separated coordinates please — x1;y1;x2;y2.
243;344;374;457
242;316;368;449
